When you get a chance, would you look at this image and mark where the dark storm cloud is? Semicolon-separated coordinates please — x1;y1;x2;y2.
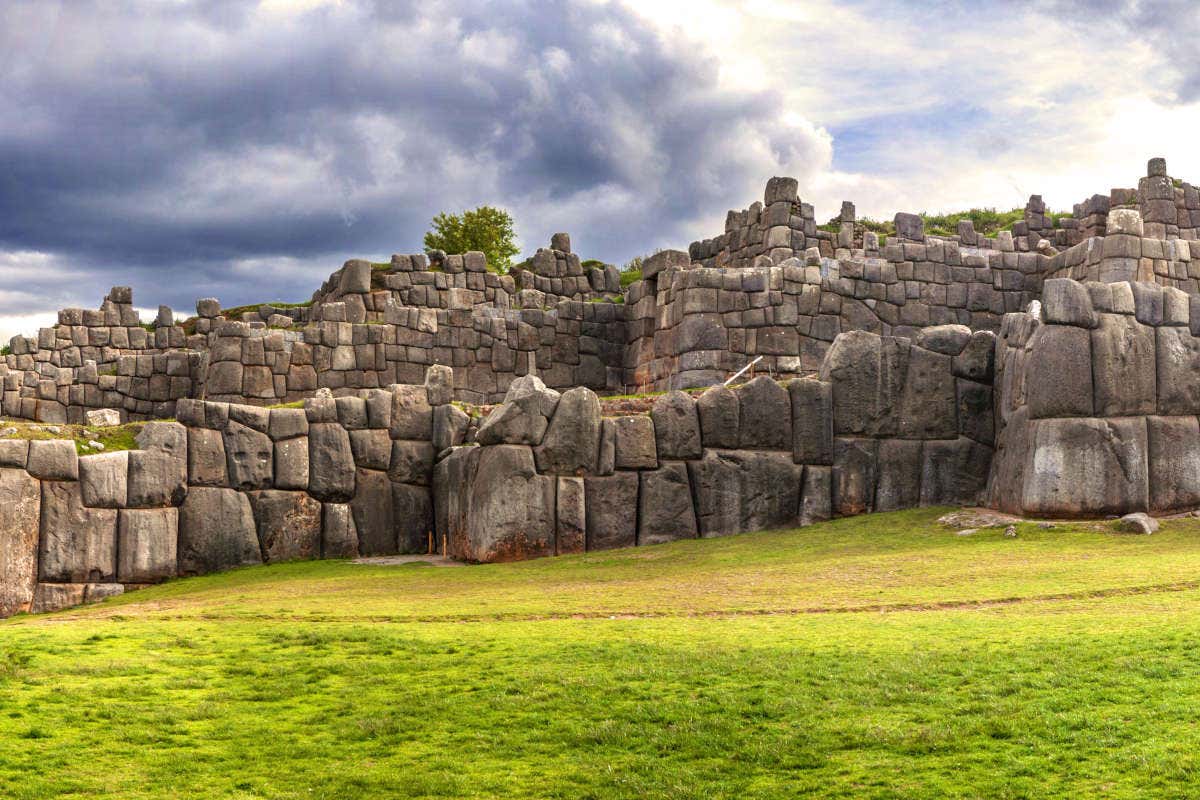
0;0;825;321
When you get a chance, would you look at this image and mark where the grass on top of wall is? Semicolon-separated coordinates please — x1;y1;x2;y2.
0;418;145;454
4;508;1200;798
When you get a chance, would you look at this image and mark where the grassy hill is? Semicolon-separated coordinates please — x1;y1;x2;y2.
5;509;1200;798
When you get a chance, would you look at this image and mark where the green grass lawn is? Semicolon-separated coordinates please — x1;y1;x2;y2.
6;508;1200;798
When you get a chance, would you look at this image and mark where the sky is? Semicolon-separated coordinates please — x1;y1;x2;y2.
1;0;1199;340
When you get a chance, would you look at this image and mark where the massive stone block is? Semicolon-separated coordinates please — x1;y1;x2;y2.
1156;326;1200;415
919;438;992;507
800;465;832;525
651;391;702;460
0;469;41;617
556;476;586;555
1147;415;1200;513
26;439;78;481
696;384;739;449
308;423;356;502
475;375;559;446
820;330;906;436
447;445;556;562
1091;314;1156;416
388;439;435;485
583;472;639;551
896;346;957;439
638;462;698;545
736;376;792;449
874;439;923;512
832;437;878;517
956;379;994;446
117;508;178;583
392;482;434;555
249;490;322;563
351;469;397;557
127;449;188;508
273;436;309;490
388;384;433;440
349;429;392;471
788;377;833;465
39;480;117;583
1022;417;1148;517
79;450;128;508
223;420;274;491
611;415;657;470
688;449;801;536
1025;324;1093;418
188;427;228;487
178;487;262;575
534;386;602;475
321;503;359;558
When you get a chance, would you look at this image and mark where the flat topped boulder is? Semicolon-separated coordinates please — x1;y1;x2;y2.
476;375;561;446
640;250;691;280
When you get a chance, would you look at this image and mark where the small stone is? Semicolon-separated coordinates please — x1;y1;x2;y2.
1004;525;1017;538
1117;512;1158;535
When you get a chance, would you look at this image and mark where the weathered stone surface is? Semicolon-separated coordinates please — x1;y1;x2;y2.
349;428;392;470
832;437;878;517
273;436;309;490
736;376;792;449
821;331;906;436
952;331;996;383
31;583;86;613
896;346;957;439
388;439;435;485
689;449;801;536
308;423;356;502
956;379;994;446
1156;326;1200;415
321;503;359;558
0;439;29;469
534;386;601;474
268;408;309;440
556;476;586;555
799;465;832;525
651;391;702;460
27;439;78;481
351;469;396;556
696;384;739;449
874;439;923;512
248;490;322;563
1147;416;1200;513
86;408;122;427
39;480;117;582
1042;278;1097;327
475;375;560;446
1025;324;1093;418
1022;417;1148;516
915;324;971;355
612;415;657;470
388;384;433;440
392;482;434;554
1117;512;1158;534
583;472;639;551
0;469;41;617
188;427;228;486
788;377;833;465
223;420;274;491
638;462;698;545
919;438;992;507
445;445;555;562
127;450;188;508
178;487;261;575
432;404;470;452
1091;314;1156;416
117;508;177;582
79;450;128;508
425;364;454;406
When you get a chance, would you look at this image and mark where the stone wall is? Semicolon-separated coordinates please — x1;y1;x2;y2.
989;277;1200;516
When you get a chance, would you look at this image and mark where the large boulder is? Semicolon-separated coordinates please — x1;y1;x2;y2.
696;384;739;449
533;387;602;475
800;465;832;525
273;436;310;491
223;420;274;491
832;438;878;517
820;331;906;436
0;469;41;617
788;377;833;465
873;439;923;512
651;391;702;460
688;449;802;536
308;423;356;502
388;440;435;485
1156;326;1200;415
349;429;392;471
611;415;657;470
1025;324;1093;418
388;384;433;440
896;346;957;439
638;463;698;545
556;477;586;555
187;427;228;486
321;503;359;558
26;439;78;481
79;451;129;508
392;483;434;554
1091;314;1156;416
117;508;178;582
919;438;992;507
736;376;792;449
1021;417;1148;516
177;487;262;575
445;445;556;562
248;490;322;563
1147;415;1200;512
1041;278;1097;328
475;375;560;446
350;469;397;556
39;480;117;583
583;472;639;550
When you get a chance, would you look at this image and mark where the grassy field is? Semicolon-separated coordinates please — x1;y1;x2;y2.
5;508;1200;798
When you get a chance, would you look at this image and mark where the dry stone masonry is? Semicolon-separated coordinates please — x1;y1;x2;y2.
5;158;1200;616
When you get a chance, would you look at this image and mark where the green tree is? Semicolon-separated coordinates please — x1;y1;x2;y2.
423;206;520;273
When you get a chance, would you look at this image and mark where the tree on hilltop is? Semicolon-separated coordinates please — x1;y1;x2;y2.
423;206;520;273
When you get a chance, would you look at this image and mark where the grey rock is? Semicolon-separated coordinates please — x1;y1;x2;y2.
249;490;322;562
432;404;470;452
425;364;455;406
1025;324;1093;418
1091;314;1156;416
78;450;128;508
799;465;832;525
188;427;228;486
27;439;78;481
1147;415;1200;513
475;375;559;446
696;385;739;449
39;480;117;582
349;428;392;470
388;439;435;485
321;503;359;558
350;469;396;556
556;476;586;555
0;469;41;617
1117;512;1158;534
896;346;957;439
651;391;702;460
788;377;833;465
335;396;368;430
308;423;356;502
1021;417;1148;516
178;487;261;575
736;376;792;449
392;482;434;554
915;324;972;355
273;436;310;491
1041;278;1097;327
449;445;555;562
952;331;996;384
0;439;29;469
388;384;433;440
268;408;309;440
1156;326;1200;415
638;462;698;545
117;508;177;582
919;438;992;507
584;472;639;551
956;379;994;446
832;437;878;516
223;420;273;491
689;449;801;536
612;415;657;470
534;387;602;475
820;331;905;436
874;439;923;512
1132;282;1163;326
